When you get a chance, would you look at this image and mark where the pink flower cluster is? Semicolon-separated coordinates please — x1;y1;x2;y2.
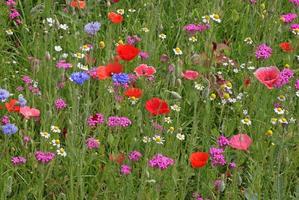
56;60;72;69
35;151;55;164
87;113;105;127
6;0;22;25
281;13;297;23
183;24;210;35
107;116;132;127
86;137;100;150
209;147;226;167
255;44;272;60
148;154;174;170
21;75;41;95
289;0;299;7
274;68;294;88
11;156;26;166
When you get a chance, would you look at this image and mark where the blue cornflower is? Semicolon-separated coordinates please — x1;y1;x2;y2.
0;89;10;102
70;72;90;85
18;95;27;107
84;22;101;35
112;73;130;84
2;124;18;135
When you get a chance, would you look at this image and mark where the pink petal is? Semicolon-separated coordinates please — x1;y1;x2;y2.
254;66;280;89
229;133;252;151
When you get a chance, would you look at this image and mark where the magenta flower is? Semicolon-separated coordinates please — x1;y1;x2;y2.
148;154;174;170
289;0;299;7
217;135;229;148
87;113;104;127
107;116;132;127
1;115;10;125
11;156;26;166
55;98;67;110
56;60;72;69
274;68;294;88
295;80;299;90
86;137;100;150
280;13;297;23
209;147;226;167
255;44;272;60
120;164;132;175
128;151;142;162
35;151;55;164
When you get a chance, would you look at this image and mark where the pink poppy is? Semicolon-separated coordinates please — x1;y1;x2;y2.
254;66;280;89
134;64;156;77
229;133;252;151
20;106;40;119
181;70;199;80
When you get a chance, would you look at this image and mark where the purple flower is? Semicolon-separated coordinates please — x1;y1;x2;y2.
23;135;31;144
84;22;101;35
148;154;174;170
55;98;67;110
1;123;18;135
214;179;224;192
0;89;10;102
290;24;299;31
1;116;10;125
56;60;72;69
120;165;132;175
126;35;141;45
70;72;90;85
35;151;55;164
281;13;297;23
289;0;299;7
107;116;132;127
217;135;229;148
87;113;104;127
295;80;299;90
255;44;272;60
128;151;142;162
249;0;257;4
86;138;100;150
274;68;294;88
11;156;26;166
183;24;210;35
229;162;236;169
139;51;149;60
209;147;226;167
112;73;130;85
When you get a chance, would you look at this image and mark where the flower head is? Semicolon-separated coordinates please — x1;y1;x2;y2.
189;152;209;168
0;89;10;102
86;138;100;150
255;44;272;60
148;154;174;170
1;123;18;135
145;98;170;116
84;22;101;35
70;72;90;85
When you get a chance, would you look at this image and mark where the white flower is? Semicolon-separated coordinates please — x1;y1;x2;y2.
164;117;172;124
194;82;204;91
128;9;136;13
142;136;151;143
59;24;68;30
46;18;55;26
271;118;278;125
243;109;248;115
289;117;296;124
189;36;197;42
277;95;286;101
247;66;256;70
54;46;62;52
244;37;253;45
176;133;185;141
173;47;183;55
202;15;210;23
61;53;68;58
210;14;221;23
241;118;252;126
159;33;167;40
6;29;13;35
233;68;239;73
73;52;85;59
141;27;149;32
278;117;288;124
51;139;61;148
40;131;50;139
171;104;181;112
274;107;285;115
77;63;88;71
296;91;299;97
57;148;67;157
50;125;61;133
117;9;125;15
152;135;165;144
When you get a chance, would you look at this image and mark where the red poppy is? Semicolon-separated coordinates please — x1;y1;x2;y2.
134;64;156;77
116;44;140;61
181;70;200;80
145;98;170;116
108;12;123;24
124;88;143;98
109;153;125;165
70;0;86;9
96;66;109;80
189;152;209;168
5;99;20;112
254;66;280;89
106;61;123;75
279;42;293;53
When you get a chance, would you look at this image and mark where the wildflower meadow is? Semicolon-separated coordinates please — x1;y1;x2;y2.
1;0;299;199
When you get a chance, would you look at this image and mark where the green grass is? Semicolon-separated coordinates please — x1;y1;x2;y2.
0;0;298;199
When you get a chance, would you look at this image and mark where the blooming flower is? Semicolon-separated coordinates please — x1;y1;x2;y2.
189;152;209;168
181;70;199;80
120;165;132;175
56;60;72;69
84;22;101;35
145;98;170;116
57;148;67;157
35;151;55;164
86;137;100;149
274;68;294;88
210;14;221;23
1;123;18;135
128;151;142;161
134;64;156;77
116;44;140;61
255;44;272;60
55;98;67;110
229;133;252;151
108;12;123;24
176;133;185;141
40;131;50;139
20;106;40;119
107;116;132;127
11;156;26;166
148;154;174;170
254;66;280;89
209;147;226;167
280;13;297;23
50;125;61;133
173;47;183;55
1;115;10;125
87;113;104;127
279;42;293;52
152;135;165;144
0;89;10;102
217;135;229;148
112;73;130;85
70;72;90;85
241;118;252;126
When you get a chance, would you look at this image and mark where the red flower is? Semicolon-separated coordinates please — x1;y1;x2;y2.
279;42;293;53
116;44;140;61
254;66;280;89
108;12;123;24
124;88;143;98
145;98;170;116
134;64;156;77
181;70;200;80
106;61;123;75
189;152;209;168
96;66;109;80
5;99;20;112
70;0;86;9
109;153;125;165
243;77;251;87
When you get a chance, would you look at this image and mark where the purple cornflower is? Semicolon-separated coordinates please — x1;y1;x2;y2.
120;165;132;175
209;147;226;167
229;162;236;169
1;124;18;135
35;151;55;164
55;98;67;110
217;135;229;148
148;154;174;170
274;68;294;88
112;73;130;85
56;60;72;69
289;0;299;7
128;151;142;162
86;138;100;150
84;22;101;35
295;80;299;90
18;95;27;107
0;89;10;102
87;113;104;127
126;35;141;45
139;51;149;60
281;13;297;23
1;116;10;125
11;156;26;166
107;116;132;127
70;72;90;85
255;44;272;60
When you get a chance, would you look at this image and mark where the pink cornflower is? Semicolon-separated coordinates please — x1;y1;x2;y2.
9;9;20;19
6;0;16;7
255;44;272;60
86;137;100;150
148;154;174;170
280;13;297;23
35;151;55;164
55;98;67;110
120;165;132;175
128;151;142;162
87;113;104;127
11;156;26;166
